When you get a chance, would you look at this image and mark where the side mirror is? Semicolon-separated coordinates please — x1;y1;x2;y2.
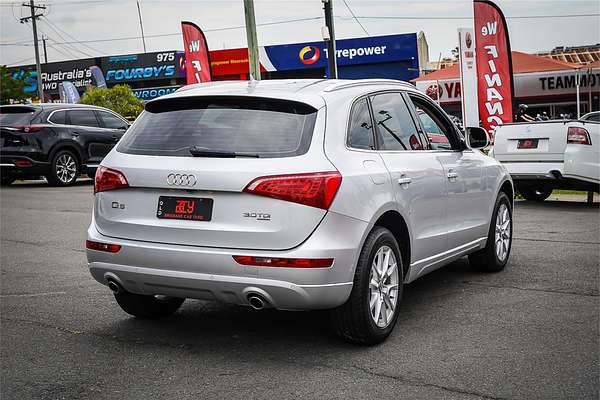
466;127;489;149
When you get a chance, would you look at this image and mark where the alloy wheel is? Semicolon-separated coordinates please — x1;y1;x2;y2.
495;203;511;261
369;245;399;328
55;154;77;184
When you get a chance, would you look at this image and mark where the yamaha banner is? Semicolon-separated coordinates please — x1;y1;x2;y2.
181;21;212;84
473;0;514;137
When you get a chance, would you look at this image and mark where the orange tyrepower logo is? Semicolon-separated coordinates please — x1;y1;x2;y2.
299;46;320;65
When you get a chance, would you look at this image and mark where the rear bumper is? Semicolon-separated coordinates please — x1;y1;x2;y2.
86;211;368;310
500;161;564;181
0;155;49;177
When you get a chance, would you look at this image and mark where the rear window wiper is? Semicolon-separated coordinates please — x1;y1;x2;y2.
188;146;259;158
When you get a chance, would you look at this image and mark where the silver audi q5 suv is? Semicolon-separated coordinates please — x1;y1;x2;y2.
86;79;513;344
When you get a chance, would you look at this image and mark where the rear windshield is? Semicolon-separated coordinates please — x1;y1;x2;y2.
0;106;37;126
117;96;318;158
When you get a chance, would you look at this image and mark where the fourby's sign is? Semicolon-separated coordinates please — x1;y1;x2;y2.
473;0;514;135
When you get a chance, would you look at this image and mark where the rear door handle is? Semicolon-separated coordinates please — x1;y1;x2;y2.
447;171;458;180
71;132;80;137
397;175;412;187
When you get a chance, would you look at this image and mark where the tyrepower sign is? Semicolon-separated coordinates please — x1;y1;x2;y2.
474;0;514;135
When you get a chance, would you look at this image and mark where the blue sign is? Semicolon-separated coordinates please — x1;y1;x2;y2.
264;33;419;76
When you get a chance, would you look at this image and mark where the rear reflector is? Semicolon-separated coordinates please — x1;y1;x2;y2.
233;255;333;268
12;125;44;133
94;166;129;194
243;171;342;210
86;240;121;253
14;159;32;167
567;127;592;145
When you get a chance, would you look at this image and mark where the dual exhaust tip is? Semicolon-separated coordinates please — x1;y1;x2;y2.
107;278;270;310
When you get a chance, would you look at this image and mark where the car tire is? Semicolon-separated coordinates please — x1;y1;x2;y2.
114;291;185;318
46;150;80;186
1;175;16;186
330;226;404;345
469;192;513;273
520;186;552;202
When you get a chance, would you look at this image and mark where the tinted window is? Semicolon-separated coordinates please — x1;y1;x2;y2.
0;106;37;126
99;111;127;129
584;113;599;122
347;98;374;150
371;93;423;150
117;97;317;158
408;95;457;150
49;110;66;125
67;110;100;127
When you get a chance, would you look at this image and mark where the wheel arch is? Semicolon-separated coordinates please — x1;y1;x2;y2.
498;179;515;206
370;209;412;280
48;141;85;166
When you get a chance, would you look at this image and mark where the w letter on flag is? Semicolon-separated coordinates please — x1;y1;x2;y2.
181;21;212;84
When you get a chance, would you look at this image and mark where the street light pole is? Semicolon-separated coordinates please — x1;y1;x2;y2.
21;0;46;102
244;0;260;81
323;0;337;79
136;1;147;53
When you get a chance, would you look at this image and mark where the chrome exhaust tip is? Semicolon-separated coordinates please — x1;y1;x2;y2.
107;279;122;294
247;294;266;310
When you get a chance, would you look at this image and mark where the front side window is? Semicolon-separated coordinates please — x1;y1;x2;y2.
371;93;423;151
347;98;374;150
408;95;458;150
67;110;100;128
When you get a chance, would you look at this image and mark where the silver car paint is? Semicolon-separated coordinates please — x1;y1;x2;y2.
87;79;512;310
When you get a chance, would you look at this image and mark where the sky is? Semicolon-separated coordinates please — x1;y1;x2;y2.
0;0;599;67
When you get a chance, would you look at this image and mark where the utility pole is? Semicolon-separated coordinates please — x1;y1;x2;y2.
243;0;260;81
136;1;147;53
322;0;337;79
42;34;48;63
20;0;46;102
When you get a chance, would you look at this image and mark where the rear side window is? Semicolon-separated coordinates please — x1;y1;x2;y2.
0;106;37;126
347;98;374;150
98;111;128;130
49;110;66;125
67;110;100;127
371;93;423;150
117;97;318;158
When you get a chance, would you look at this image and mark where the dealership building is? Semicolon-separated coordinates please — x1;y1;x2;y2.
414;51;600;120
8;33;426;101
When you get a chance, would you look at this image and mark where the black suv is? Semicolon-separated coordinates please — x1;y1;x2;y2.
1;104;129;186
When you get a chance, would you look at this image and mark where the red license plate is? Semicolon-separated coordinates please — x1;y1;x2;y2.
518;139;539;149
157;196;213;221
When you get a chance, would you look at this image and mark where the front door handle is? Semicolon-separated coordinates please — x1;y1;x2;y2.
71;132;80;137
447;171;458;180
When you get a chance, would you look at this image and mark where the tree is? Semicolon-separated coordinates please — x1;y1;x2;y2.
0;65;31;104
80;84;144;119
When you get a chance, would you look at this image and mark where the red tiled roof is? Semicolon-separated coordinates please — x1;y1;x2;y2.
413;51;580;81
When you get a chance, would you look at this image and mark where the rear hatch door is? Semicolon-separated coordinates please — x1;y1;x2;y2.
94;95;335;251
493;121;568;162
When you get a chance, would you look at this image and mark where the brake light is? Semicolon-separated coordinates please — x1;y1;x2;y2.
233;255;333;268
94;166;129;194
243;171;342;210
86;240;121;253
567;127;591;145
14;159;32;167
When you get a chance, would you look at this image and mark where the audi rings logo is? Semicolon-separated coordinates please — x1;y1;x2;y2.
167;173;197;187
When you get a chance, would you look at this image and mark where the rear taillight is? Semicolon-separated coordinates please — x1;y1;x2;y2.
567;127;591;145
233;255;333;268
243;171;342;210
86;240;121;253
14;159;32;167
94;166;129;194
12;125;44;133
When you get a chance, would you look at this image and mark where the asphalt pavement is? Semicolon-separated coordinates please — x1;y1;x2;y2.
1;180;598;400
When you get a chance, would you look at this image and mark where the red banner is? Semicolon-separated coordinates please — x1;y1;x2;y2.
473;0;514;137
181;21;212;84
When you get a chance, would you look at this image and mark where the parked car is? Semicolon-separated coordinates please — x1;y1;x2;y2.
580;111;600;122
1;103;130;186
86;79;514;344
492;117;599;201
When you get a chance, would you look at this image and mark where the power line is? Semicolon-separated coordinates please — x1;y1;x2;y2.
350;13;600;20
342;0;369;36
37;17;95;58
42;16;103;55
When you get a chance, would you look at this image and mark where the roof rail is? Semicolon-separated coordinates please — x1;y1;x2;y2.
323;79;414;93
